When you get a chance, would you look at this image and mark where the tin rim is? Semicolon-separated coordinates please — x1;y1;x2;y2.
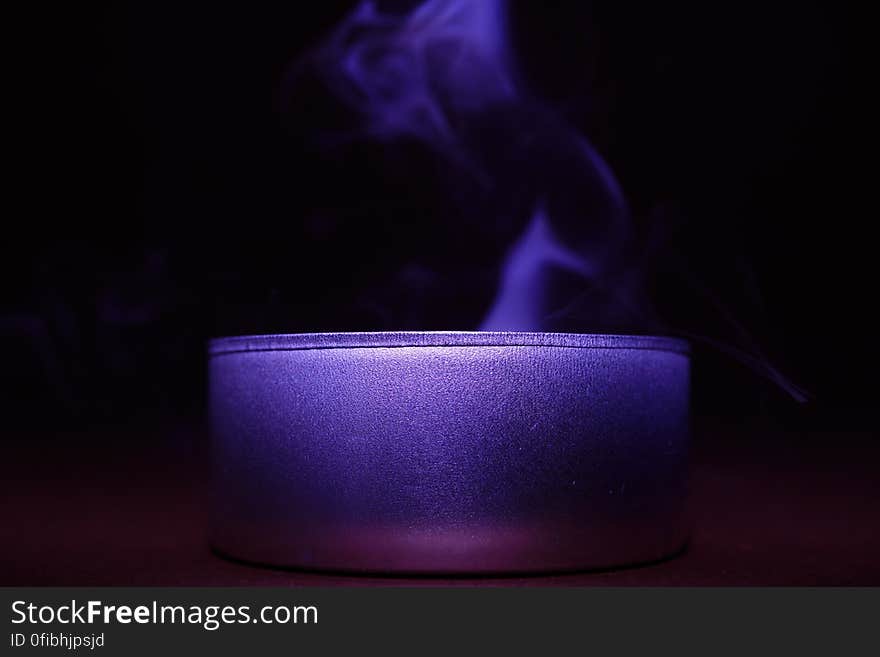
208;332;689;356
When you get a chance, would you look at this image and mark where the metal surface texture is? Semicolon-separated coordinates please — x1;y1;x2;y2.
209;332;691;573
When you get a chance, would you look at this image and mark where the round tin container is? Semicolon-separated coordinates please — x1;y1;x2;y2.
209;332;690;573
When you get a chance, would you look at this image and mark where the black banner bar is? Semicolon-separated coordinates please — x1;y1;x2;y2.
2;588;876;655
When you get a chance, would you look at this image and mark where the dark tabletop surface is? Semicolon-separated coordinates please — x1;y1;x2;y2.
3;422;879;586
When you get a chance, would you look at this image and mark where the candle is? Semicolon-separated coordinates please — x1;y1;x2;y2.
209;332;690;573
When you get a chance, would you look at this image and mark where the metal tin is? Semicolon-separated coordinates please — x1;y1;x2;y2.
209;332;690;573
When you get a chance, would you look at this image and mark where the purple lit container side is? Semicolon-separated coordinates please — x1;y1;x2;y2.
209;332;690;574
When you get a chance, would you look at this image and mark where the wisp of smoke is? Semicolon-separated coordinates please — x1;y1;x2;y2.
289;0;807;401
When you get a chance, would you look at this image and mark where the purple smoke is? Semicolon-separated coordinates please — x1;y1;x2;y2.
293;0;806;400
307;0;635;331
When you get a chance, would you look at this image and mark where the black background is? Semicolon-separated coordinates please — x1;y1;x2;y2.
4;0;873;429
